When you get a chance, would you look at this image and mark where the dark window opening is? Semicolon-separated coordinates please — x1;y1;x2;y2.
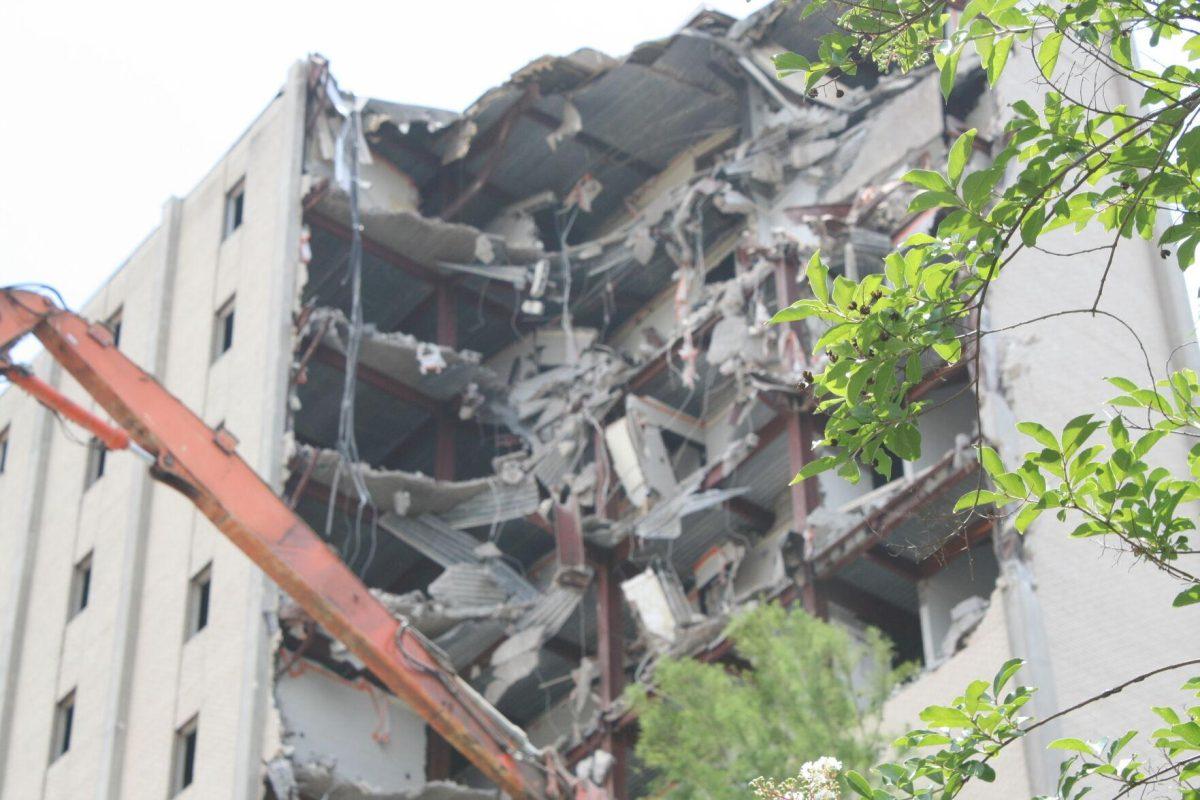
0;426;8;474
50;690;75;762
869;449;903;489
70;553;92;619
187;564;211;639
223;180;245;240
213;298;235;361
106;308;123;349
172;716;199;794
705;252;737;284
85;437;107;489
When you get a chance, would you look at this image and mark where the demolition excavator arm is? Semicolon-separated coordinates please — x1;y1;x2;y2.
0;287;594;800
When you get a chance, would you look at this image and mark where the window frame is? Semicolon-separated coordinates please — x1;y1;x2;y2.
212;297;235;362
222;179;245;240
69;552;93;620
106;307;123;349
171;715;199;795
50;690;75;763
185;564;212;640
84;437;107;490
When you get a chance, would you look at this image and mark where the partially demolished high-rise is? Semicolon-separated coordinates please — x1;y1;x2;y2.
2;4;1198;800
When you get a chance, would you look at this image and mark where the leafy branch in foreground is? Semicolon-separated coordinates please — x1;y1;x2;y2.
754;0;1200;796
832;662;1200;800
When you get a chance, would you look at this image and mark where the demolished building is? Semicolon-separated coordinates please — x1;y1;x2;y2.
2;4;1198;800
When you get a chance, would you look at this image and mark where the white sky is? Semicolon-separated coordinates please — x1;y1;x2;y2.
0;0;770;312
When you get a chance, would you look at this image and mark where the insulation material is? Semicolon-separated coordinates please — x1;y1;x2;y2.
733;535;789;601
621;565;699;647
545;99;582;151
693;542;744;588
604;417;649;507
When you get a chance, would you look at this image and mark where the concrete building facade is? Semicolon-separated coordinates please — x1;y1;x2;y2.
1;4;1197;799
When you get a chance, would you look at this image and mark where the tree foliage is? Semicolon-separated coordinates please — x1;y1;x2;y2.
759;0;1200;795
629;603;907;800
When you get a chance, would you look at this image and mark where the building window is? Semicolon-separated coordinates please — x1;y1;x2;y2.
84;437;107;489
106;308;123;349
212;297;235;362
186;564;211;639
50;690;75;762
69;552;92;619
172;716;199;795
223;180;245;240
0;425;8;474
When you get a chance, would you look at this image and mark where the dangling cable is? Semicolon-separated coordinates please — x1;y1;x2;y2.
322;79;377;575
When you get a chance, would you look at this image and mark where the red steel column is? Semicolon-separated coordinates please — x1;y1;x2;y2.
596;552;628;799
435;283;456;481
774;253;827;619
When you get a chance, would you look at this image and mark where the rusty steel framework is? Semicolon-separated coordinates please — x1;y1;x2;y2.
0;288;594;800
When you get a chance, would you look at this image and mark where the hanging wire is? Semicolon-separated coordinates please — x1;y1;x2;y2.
320;84;377;577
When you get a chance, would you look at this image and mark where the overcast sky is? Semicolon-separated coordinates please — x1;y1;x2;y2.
0;0;770;312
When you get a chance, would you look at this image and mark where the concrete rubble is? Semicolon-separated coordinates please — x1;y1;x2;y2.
270;3;1008;797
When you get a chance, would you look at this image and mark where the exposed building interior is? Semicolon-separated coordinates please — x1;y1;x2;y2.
268;4;997;797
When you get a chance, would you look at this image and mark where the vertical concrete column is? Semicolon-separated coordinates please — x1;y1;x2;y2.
231;58;310;800
0;365;59;796
94;196;184;800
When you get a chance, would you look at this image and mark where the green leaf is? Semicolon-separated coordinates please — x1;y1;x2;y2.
992;657;1024;696
1015;503;1043;533
791;454;839;483
885;422;922;461
904;169;954;192
1154;706;1182;725
909;190;962;212
979;445;1005;477
844;770;873;798
1036;31;1063;78
920;705;974;729
948;129;977;187
771;299;824;323
1020;205;1046;246
773;51;811;77
1017;421;1059;451
969;762;996;782
806;250;829;304
1049;738;1096;754
962;166;1001;210
935;44;962;100
1173;584;1200;607
954;489;1006;511
1062;414;1100;457
932;339;962;362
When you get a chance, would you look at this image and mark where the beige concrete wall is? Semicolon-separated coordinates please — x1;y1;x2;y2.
0;61;306;800
875;54;1200;798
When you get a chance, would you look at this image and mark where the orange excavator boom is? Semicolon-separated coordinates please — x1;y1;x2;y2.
0;287;593;800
